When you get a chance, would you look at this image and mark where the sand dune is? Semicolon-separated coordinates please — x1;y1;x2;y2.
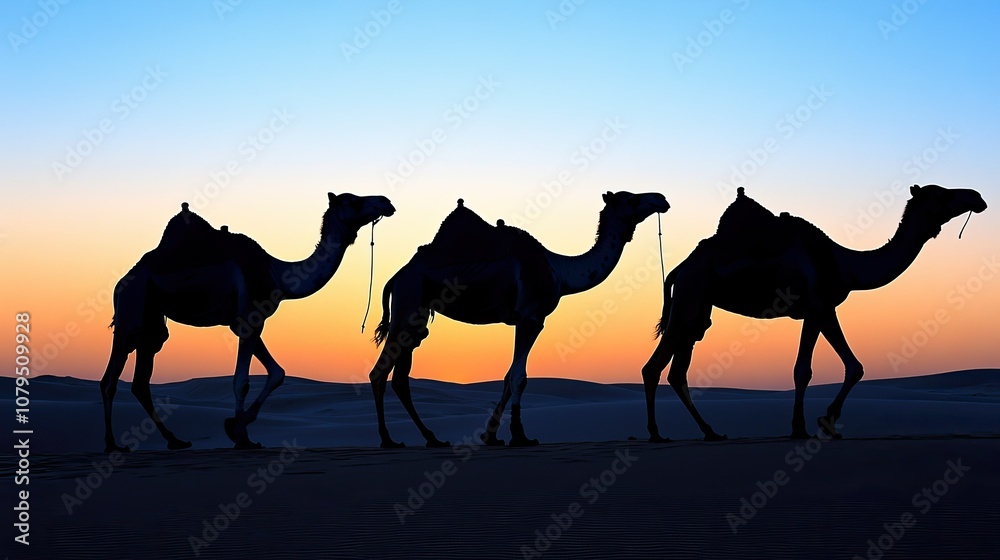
3;370;998;559
7;439;1000;559
8;369;999;453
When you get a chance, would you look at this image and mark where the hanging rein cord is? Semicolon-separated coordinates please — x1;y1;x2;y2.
360;217;382;333
657;212;666;281
958;210;972;239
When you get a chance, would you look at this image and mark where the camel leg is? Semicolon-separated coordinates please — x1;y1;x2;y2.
100;338;131;453
818;312;863;439
482;321;542;447
391;348;450;448
131;345;191;450
224;336;259;449
504;319;544;447
656;266;724;442
641;334;674;443
241;339;286;423
790;318;820;439
658;279;723;441
482;375;512;446
369;341;403;448
668;343;727;441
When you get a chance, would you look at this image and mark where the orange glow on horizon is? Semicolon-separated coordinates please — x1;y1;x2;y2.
4;178;998;391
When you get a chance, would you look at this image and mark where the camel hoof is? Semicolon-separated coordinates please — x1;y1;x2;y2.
481;432;505;446
789;430;812;440
704;432;728;442
426;439;451;448
649;435;672;443
380;440;406;449
509;436;540;447
105;443;131;453
167;439;192;450
233;440;263;450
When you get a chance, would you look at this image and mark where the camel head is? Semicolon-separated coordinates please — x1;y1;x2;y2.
326;192;395;230
906;185;987;238
601;191;670;229
320;193;395;244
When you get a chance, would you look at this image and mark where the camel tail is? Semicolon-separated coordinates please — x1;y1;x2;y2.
653;266;679;339
108;277;122;330
373;271;398;347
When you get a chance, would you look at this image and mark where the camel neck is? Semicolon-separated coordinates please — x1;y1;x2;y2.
834;207;933;291
272;229;352;300
546;213;635;296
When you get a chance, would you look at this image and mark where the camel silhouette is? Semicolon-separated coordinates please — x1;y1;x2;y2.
369;191;669;448
642;184;986;442
100;193;395;451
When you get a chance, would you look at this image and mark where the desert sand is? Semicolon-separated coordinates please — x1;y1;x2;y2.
3;370;999;559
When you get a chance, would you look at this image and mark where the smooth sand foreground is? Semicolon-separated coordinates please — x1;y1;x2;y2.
6;437;999;559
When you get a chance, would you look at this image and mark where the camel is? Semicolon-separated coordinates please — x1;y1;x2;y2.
100;193;395;451
641;184;986;442
368;191;669;448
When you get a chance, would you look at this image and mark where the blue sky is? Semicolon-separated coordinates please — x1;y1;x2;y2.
2;1;998;384
5;0;998;196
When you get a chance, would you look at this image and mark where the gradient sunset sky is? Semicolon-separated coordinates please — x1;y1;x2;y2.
3;1;998;390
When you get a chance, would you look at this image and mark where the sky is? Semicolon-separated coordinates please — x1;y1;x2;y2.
2;0;998;390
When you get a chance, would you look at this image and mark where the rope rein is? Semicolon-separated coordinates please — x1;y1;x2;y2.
360;217;381;333
959;210;972;239
657;212;665;281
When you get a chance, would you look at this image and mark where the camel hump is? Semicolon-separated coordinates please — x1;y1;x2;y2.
715;188;777;238
139;203;267;276
418;200;543;265
156;203;217;251
709;189;833;263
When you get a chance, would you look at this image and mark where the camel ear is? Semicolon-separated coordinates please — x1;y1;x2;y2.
910;185;921;196
602;191;613;203
328;192;337;204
